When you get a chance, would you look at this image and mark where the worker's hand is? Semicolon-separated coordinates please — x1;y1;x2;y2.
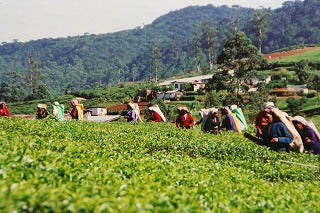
270;138;278;143
305;137;311;143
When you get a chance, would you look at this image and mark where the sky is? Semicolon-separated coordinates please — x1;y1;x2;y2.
0;0;289;43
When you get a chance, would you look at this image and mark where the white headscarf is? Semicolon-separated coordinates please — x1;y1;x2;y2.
265;102;275;108
128;103;143;122
292;116;308;126
199;108;217;131
210;108;218;114
264;102;275;113
181;106;188;112
230;105;237;111
149;105;166;122
37;104;47;109
292;116;320;142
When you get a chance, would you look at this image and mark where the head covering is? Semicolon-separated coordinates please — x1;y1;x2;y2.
128;103;134;110
230;105;237;111
292;116;320;142
71;99;78;106
271;108;304;153
0;101;6;105
264;102;275;113
52;102;65;121
149;104;166;122
210;108;218;114
292;116;308;126
181;107;188;112
222;106;230;113
265;102;275;108
37;104;47;109
148;106;155;111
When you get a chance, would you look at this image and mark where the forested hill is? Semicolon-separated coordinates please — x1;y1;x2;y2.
0;0;319;97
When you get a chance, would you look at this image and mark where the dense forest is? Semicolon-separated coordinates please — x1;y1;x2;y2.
0;0;319;99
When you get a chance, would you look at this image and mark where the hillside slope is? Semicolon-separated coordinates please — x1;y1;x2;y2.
0;0;319;95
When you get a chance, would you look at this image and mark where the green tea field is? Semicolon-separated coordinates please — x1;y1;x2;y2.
0;118;320;212
265;46;320;63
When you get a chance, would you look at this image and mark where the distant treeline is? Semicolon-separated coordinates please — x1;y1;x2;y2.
0;0;319;97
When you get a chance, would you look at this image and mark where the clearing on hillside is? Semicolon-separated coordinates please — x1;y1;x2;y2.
263;46;320;61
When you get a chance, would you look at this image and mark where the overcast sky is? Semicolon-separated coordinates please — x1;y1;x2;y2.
0;0;289;43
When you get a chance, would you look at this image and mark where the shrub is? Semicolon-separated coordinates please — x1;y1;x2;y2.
286;96;307;115
307;92;317;98
185;91;198;96
180;95;196;101
107;110;121;115
204;90;226;108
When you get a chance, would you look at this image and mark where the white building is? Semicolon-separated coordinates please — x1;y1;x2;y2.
159;74;213;91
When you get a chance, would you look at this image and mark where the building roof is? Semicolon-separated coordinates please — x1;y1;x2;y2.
159;74;213;86
271;85;308;92
287;85;308;90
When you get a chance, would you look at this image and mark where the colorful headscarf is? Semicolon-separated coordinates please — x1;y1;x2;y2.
71;99;78;106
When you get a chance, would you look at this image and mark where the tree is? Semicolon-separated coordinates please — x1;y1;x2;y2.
249;9;271;53
0;82;27;103
131;64;138;82
24;84;52;101
205;90;227;108
206;68;235;92
286;96;307;115
216;32;265;96
193;32;202;72
152;45;161;83
231;5;242;33
28;55;44;95
0;71;27;103
65;84;74;95
311;74;320;90
0;82;13;103
199;21;218;71
295;60;311;85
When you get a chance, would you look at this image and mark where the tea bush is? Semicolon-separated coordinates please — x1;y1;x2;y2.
0;118;319;212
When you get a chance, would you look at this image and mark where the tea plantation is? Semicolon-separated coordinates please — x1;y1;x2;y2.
0;117;319;212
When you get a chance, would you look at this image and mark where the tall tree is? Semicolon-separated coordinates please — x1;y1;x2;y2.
231;5;242;33
152;45;161;83
28;55;44;94
193;32;202;72
199;21;218;71
216;31;265;96
295;60;311;85
249;9;271;53
131;64;138;82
